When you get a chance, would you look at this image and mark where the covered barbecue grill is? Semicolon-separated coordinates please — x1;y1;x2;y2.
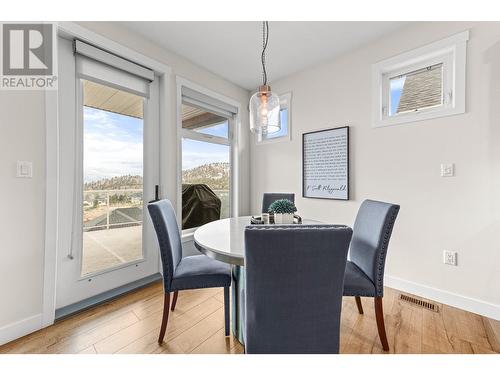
182;184;221;230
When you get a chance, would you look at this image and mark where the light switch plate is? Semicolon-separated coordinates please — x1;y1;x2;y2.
443;250;458;266
16;161;33;178
441;163;454;177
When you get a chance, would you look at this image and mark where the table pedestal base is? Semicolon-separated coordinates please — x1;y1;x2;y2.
231;265;245;345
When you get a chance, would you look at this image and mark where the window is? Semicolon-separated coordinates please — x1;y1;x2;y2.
372;31;468;127
181;103;232;230
82;80;145;276
389;63;443;116
256;92;292;143
178;83;239;233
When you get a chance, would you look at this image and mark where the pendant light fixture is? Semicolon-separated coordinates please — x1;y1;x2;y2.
249;21;280;136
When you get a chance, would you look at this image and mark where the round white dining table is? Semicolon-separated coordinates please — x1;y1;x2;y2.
194;216;323;265
193;216;323;343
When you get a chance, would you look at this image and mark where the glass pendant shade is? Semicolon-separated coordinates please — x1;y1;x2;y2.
249;85;281;134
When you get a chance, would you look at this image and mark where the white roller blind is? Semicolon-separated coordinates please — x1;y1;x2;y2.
74;40;154;98
182;86;238;118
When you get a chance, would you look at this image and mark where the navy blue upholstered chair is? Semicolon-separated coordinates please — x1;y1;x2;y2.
343;199;400;351
245;225;352;354
261;193;295;213
148;199;231;344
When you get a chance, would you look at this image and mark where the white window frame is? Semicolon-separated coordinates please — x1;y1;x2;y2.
256;92;292;144
372;30;469;128
176;77;240;240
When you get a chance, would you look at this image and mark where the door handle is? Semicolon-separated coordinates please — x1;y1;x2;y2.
148;185;160;203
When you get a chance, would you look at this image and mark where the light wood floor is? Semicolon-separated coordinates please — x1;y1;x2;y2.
1;281;499;354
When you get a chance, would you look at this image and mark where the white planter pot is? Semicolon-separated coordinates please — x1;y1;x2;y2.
274;213;294;224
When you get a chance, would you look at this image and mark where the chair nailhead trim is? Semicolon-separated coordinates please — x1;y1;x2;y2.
246;225;350;231
375;206;400;297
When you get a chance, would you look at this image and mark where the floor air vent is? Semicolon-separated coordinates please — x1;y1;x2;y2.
399;294;439;312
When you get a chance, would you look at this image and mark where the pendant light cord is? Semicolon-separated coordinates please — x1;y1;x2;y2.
261;21;269;86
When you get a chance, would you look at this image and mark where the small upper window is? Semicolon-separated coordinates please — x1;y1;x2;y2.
256;92;292;144
389;63;443;116
373;31;468;127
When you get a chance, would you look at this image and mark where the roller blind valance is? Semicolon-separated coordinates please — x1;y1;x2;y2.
181;86;238;118
74;40;154;98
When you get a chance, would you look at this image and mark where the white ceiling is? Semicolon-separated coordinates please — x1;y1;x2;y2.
119;21;408;90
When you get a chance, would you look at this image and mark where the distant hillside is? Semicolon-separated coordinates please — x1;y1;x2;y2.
84;162;229;191
182;162;229;190
84;175;143;191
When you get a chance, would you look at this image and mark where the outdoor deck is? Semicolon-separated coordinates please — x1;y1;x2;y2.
82;226;142;275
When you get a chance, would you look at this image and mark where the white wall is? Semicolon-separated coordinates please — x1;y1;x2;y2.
0;91;46;330
250;21;500;317
0;22;251;343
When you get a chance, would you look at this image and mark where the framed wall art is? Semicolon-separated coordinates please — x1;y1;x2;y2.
302;126;349;200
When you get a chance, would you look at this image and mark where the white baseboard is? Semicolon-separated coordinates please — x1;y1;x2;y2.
0;314;42;346
385;275;500;321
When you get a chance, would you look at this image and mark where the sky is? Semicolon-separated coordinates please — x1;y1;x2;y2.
84;107;143;183
390;76;406;115
194;121;228;137
84;107;230;182
182;120;230;170
265;109;288;139
182;139;229;170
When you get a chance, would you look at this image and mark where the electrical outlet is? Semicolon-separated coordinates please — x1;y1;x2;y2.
443;250;457;266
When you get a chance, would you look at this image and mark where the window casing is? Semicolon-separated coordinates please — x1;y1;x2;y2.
372;31;468;128
256;92;292;144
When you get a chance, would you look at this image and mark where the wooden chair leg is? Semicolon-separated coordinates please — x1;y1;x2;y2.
355;296;364;314
374;296;389;351
158;292;170;344
224;286;230;336
170;291;178;311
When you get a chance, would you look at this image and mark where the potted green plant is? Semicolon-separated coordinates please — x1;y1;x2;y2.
268;199;297;224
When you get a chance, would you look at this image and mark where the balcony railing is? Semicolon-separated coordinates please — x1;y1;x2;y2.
83;188;229;232
83;189;143;231
211;189;229;219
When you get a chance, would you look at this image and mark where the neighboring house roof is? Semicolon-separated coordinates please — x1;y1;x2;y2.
84;207;143;230
396;65;443;114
